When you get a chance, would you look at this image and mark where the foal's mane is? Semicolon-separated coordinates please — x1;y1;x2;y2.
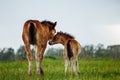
41;20;54;25
57;31;75;39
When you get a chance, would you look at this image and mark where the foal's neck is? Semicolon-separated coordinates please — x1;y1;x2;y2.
61;37;72;45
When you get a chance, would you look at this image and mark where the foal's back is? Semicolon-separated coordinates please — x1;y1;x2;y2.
66;39;81;58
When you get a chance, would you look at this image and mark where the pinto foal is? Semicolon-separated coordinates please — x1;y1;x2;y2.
49;31;81;76
22;20;57;75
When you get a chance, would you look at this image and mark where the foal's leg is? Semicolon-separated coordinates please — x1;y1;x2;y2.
39;48;45;75
64;49;68;76
35;45;44;75
76;58;80;74
70;59;73;75
24;44;33;75
73;58;77;75
35;45;41;75
64;59;68;76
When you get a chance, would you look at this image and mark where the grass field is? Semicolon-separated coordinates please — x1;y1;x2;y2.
0;58;120;80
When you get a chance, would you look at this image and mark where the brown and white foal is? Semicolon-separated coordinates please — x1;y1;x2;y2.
49;31;81;76
22;20;57;75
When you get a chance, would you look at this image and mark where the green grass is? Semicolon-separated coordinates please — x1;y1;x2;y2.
0;58;120;80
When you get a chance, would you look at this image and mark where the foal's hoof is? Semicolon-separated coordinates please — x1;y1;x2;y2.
28;73;32;76
77;72;80;75
36;71;44;76
40;69;44;75
28;71;32;76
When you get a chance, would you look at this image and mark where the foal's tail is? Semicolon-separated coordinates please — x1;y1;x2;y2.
29;22;36;45
67;40;73;60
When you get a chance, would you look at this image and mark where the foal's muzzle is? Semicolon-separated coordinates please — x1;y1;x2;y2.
48;41;52;45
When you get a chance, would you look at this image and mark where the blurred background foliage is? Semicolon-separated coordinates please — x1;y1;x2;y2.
0;44;120;61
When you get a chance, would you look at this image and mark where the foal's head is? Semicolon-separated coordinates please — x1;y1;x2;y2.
41;20;57;40
49;31;74;45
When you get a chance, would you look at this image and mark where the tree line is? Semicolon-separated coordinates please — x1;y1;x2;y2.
46;44;120;59
0;44;120;61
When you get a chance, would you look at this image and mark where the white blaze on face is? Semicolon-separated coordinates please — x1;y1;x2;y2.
52;30;56;34
49;30;56;40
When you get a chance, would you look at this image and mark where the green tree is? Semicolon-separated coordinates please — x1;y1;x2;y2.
80;45;95;58
0;48;15;61
45;48;63;59
95;44;105;57
16;45;26;60
16;45;35;60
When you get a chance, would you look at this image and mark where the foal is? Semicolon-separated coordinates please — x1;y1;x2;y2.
22;20;57;75
49;31;81;76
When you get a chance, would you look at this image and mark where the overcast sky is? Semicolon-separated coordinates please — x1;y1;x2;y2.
0;0;120;51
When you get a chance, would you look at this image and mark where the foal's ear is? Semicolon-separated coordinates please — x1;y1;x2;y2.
54;21;57;27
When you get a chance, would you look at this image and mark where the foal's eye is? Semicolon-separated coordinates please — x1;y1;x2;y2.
54;37;58;41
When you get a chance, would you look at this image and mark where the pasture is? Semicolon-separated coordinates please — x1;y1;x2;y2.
0;58;120;80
